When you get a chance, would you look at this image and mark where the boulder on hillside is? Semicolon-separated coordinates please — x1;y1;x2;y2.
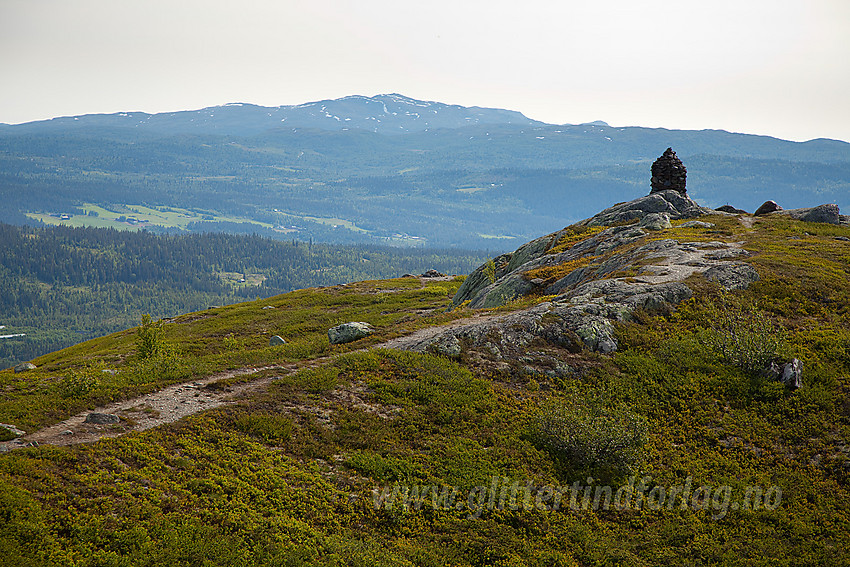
13;362;36;373
421;269;447;278
328;322;374;345
754;200;782;216
84;413;120;425
269;335;286;346
753;201;844;225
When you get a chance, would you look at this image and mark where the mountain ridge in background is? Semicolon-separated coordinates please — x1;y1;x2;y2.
0;93;540;136
1;93;849;249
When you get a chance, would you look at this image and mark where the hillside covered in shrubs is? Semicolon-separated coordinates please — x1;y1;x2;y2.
0;198;849;565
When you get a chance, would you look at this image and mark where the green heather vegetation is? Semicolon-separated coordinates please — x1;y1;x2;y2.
0;215;848;564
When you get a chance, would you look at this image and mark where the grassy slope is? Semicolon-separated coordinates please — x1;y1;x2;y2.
1;216;849;566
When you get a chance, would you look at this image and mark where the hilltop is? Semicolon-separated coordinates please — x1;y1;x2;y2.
1;188;849;565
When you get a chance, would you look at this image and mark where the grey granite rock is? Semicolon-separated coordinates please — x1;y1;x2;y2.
640;212;672;231
679;220;715;229
777;204;841;225
704;262;760;290
328;322;374;344
84;413;121;425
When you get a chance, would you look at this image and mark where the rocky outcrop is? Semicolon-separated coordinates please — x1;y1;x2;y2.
777;204;840;224
434;187;768;363
269;335;286;346
752;201;847;225
455;224;754;311
650;148;687;194
328;322;374;344
13;362;36;373
581;190;715;227
639;212;672;231
445;232;757;358
716;205;748;214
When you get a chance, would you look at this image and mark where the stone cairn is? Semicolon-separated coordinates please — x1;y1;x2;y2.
650;147;687;194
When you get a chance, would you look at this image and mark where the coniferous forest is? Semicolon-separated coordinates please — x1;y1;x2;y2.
0;223;487;368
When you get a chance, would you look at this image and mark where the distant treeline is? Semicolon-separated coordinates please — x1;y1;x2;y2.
0;223;488;368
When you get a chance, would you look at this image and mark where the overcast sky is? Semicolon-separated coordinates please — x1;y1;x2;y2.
1;0;848;142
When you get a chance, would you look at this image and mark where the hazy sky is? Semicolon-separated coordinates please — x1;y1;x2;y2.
2;0;848;142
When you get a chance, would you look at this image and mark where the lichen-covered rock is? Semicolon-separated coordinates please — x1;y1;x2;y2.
468;273;535;308
0;423;25;438
679;220;715;229
427;334;462;358
705;248;750;260
704;262;760;290
639;212;672;231
328;322;374;344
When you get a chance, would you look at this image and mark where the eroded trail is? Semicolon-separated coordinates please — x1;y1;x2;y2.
0;361;317;451
0;309;509;452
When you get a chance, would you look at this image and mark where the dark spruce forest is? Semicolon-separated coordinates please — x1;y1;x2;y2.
0;223;487;369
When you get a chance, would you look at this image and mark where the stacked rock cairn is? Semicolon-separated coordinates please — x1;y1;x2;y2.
650;147;687;194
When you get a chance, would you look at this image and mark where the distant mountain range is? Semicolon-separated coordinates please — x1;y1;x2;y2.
0;93;539;136
1;94;849;249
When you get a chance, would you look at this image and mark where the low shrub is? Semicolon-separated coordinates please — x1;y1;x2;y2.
532;394;648;480
232;411;293;445
0;426;15;442
57;367;100;399
699;292;792;374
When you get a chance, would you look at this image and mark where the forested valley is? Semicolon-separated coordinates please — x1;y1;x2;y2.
0;223;487;368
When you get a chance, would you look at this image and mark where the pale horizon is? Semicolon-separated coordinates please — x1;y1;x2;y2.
2;0;848;143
